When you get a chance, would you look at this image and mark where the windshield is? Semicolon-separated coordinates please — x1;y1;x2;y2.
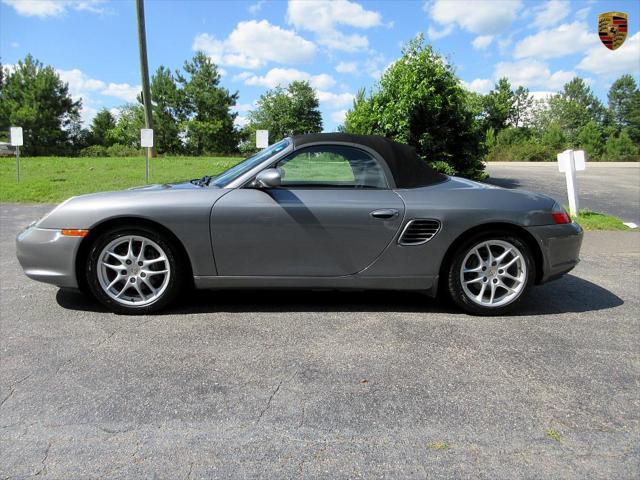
211;138;291;187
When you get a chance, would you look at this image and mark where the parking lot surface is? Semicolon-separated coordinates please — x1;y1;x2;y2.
485;162;640;225
1;203;639;479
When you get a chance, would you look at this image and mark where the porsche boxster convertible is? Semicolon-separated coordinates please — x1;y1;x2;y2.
17;133;583;315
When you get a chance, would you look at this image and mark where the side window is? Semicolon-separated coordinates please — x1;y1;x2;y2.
275;146;388;188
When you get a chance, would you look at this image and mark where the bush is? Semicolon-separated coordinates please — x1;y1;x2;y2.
106;143;141;157
485;141;553;162
80;145;108;157
430;160;456;175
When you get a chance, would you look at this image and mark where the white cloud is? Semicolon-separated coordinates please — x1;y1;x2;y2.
234;115;249;128
335;61;357;74
57;68;106;96
577;32;640;77
286;0;382;51
248;0;265;15
530;91;555;101
532;0;570;29
101;83;140;102
1;0;106;17
316;91;354;108
514;22;598;59
243;68;336;90
575;6;590;21
10;41;19;48
462;78;493;93
427;25;454;40
330;109;348;124
232;103;255;113
426;0;522;38
472;35;493;50
494;59;576;90
193;20;316;70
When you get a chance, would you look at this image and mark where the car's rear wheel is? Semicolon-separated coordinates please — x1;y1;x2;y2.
447;232;535;315
86;226;184;314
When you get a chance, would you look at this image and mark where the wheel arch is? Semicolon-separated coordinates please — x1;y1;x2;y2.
75;216;194;294
438;222;544;294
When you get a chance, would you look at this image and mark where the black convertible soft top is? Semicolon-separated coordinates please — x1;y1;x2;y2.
292;133;447;188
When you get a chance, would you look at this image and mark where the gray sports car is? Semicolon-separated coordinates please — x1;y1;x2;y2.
16;133;583;315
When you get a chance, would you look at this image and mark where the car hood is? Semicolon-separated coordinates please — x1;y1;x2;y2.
128;180;208;191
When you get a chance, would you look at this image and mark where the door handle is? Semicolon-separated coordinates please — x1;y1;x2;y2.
370;209;399;219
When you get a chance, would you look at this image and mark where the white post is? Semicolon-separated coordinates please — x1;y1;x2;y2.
140;128;153;182
145;147;149;182
16;145;20;183
10;126;23;183
566;150;579;216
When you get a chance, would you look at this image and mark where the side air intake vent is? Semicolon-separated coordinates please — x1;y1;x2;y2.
398;219;441;245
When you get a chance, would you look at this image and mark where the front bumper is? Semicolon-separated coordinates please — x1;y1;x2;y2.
16;224;83;288
525;222;583;283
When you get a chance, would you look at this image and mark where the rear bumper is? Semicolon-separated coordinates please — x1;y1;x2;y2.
16;224;82;288
525;222;583;284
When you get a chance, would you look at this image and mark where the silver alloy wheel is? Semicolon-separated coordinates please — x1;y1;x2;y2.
459;239;527;308
97;235;170;307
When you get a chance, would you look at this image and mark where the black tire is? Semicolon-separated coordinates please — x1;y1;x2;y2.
446;230;535;316
86;225;185;314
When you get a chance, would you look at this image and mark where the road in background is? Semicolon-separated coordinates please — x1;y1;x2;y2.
1;204;639;478
485;162;640;225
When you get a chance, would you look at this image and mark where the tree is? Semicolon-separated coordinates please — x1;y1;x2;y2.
603;130;639;161
90;108;116;146
246;80;322;144
0;54;81;155
576;120;604;160
483;78;515;132
510;86;534;128
150;65;184;154
343;35;484;178
608;74;640;143
547;78;606;141
177;52;239;154
106;104;144;147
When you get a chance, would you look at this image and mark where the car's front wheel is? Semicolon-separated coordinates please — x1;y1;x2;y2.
86;226;184;314
447;232;535;315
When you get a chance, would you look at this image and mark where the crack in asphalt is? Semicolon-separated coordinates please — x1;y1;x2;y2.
0;373;34;410
256;379;283;423
32;440;52;477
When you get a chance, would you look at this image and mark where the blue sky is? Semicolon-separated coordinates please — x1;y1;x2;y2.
1;0;639;131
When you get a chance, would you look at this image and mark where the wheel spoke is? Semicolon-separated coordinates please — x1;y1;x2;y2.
489;282;496;304
115;282;130;298
105;251;126;264
495;247;513;264
144;257;167;266
126;237;134;258
502;256;520;269
485;243;494;265
475;283;487;302
142;269;168;276
464;264;483;273
133;281;146;300
464;276;483;285
102;261;122;271
140;277;157;294
106;277;121;291
136;240;146;261
502;272;522;283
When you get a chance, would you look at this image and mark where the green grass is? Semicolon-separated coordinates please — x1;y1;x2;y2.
427;441;451;451
545;428;562;442
0;156;243;203
573;209;632;231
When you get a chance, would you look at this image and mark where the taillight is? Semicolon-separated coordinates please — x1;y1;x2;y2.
551;203;571;224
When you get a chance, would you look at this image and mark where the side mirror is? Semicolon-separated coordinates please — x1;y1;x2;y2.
254;168;282;188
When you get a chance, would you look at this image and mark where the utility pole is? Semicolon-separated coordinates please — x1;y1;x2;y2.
136;0;156;156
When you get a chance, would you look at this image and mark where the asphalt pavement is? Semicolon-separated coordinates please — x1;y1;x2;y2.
485;162;640;226
1;203;639;479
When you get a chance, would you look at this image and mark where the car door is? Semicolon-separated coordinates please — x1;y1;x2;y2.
210;145;405;277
